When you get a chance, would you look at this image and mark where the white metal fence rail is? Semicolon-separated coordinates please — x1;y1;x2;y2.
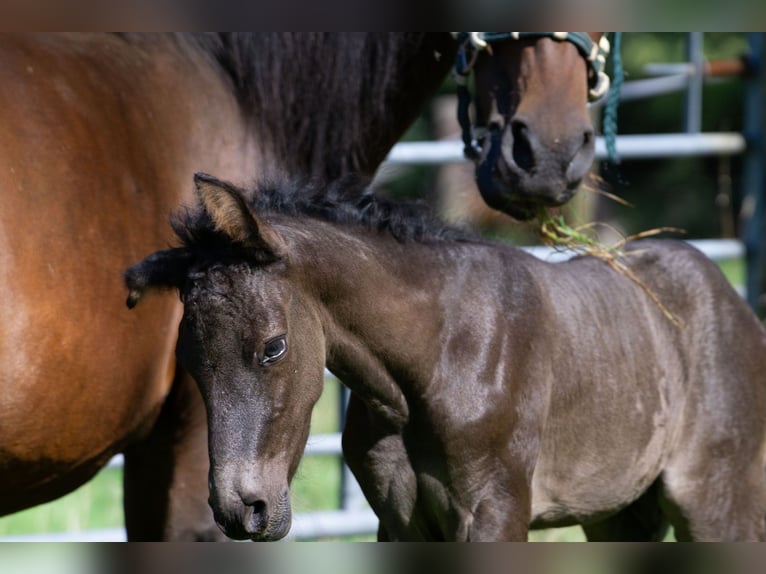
387;132;747;165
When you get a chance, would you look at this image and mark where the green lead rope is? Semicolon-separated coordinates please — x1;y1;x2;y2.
602;32;624;165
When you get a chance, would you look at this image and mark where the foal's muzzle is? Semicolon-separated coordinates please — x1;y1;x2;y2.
210;485;292;541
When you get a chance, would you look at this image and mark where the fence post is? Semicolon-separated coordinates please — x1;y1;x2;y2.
743;33;766;313
337;380;369;512
684;32;704;134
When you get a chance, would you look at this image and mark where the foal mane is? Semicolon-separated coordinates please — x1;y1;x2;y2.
172;176;473;253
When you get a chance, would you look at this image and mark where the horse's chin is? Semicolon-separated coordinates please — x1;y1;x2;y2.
476;153;580;221
503;199;538;221
212;498;293;542
478;175;577;221
247;521;291;542
215;513;292;542
509;184;579;220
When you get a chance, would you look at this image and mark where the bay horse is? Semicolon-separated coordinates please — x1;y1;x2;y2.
126;173;766;542
0;32;602;540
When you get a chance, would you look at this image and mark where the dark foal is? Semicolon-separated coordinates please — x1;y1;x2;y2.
1;33;605;539
126;173;766;542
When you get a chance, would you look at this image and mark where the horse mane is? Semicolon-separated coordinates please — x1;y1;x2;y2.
182;33;406;118
172;175;474;253
172;33;453;180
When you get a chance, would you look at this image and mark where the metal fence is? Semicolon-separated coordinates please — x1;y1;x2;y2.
4;33;762;542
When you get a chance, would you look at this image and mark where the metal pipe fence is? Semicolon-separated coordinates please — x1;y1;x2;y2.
387;132;747;165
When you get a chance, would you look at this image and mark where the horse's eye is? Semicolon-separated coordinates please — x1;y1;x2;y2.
260;335;287;366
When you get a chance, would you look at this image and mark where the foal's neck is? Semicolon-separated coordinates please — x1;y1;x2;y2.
288;220;453;428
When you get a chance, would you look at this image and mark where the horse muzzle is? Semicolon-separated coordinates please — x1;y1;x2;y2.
475;120;595;220
210;483;292;541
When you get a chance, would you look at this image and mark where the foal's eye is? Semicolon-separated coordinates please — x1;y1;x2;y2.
260;335;287;366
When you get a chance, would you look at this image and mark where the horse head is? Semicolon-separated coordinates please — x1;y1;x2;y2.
460;32;608;220
125;174;325;541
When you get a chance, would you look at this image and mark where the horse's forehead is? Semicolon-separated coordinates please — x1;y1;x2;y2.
186;264;289;317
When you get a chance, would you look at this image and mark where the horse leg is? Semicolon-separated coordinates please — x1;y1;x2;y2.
660;458;766;542
581;480;669;541
377;522;391;541
122;367;225;541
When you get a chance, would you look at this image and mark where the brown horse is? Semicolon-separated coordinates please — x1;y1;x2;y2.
127;173;766;542
0;32;602;540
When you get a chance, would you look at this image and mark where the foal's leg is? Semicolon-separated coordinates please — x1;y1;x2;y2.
123;367;225;541
581;480;669;541
660;367;766;540
377;522;391;541
661;459;766;542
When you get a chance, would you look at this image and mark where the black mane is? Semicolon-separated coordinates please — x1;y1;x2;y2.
172;176;473;253
176;33;455;181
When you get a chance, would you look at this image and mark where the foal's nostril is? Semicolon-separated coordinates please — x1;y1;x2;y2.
249;499;267;514
510;120;535;173
243;498;269;534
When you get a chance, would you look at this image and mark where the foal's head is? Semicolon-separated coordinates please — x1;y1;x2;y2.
125;174;325;541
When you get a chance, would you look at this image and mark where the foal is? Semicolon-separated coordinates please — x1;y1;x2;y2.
126;174;766;541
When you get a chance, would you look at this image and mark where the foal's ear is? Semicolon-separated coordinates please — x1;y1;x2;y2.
194;173;286;260
124;248;195;309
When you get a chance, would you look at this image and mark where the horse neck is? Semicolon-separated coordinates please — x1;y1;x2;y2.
283;218;453;427
211;33;457;181
107;34;260;186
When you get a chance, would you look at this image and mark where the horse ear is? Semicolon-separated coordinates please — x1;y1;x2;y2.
124;248;195;309
193;173;286;260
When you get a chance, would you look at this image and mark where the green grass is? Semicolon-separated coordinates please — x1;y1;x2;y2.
0;257;746;540
0;468;124;537
291;377;343;513
717;257;744;288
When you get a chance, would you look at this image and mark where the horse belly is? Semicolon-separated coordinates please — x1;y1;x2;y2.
0;38;183;510
0;156;185;509
0;261;181;509
529;411;672;528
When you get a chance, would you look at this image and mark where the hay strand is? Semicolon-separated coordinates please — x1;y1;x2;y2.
536;207;685;327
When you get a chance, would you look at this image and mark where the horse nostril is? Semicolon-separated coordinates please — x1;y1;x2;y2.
243;498;269;534
566;127;597;186
249;499;266;514
583;127;594;146
510;119;535;173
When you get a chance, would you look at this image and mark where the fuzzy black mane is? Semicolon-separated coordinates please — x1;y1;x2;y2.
172;176;473;253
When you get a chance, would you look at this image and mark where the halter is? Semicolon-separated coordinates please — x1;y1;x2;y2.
452;32;620;161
